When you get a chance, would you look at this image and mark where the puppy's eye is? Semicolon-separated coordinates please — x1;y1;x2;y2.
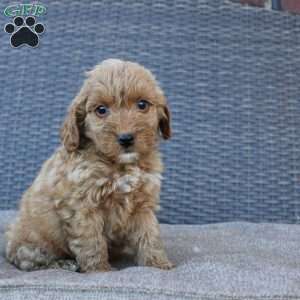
137;99;150;111
95;105;109;117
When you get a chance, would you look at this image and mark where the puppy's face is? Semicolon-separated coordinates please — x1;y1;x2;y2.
61;59;171;162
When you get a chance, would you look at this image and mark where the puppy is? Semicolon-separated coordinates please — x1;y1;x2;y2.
5;59;173;272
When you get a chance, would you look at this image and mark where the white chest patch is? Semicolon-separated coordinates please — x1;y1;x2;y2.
118;153;139;164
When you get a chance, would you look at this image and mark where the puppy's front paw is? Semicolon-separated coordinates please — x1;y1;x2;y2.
48;259;80;272
145;258;175;270
116;172;141;193
81;262;113;273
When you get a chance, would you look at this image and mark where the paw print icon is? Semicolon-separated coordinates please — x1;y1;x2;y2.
4;16;44;48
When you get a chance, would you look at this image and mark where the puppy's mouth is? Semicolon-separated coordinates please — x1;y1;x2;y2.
118;152;139;164
118;143;135;156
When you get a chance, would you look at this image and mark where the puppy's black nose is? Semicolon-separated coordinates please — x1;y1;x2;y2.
118;133;134;148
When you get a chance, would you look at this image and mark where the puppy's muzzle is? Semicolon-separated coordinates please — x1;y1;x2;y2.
118;133;134;148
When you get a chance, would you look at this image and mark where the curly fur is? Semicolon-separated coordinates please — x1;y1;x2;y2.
5;59;173;272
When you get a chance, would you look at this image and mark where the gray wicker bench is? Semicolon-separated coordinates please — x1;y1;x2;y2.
0;0;300;299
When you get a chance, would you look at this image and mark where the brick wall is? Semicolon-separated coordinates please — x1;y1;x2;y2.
237;0;300;14
281;0;300;14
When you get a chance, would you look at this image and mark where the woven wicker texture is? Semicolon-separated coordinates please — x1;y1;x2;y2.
0;0;300;224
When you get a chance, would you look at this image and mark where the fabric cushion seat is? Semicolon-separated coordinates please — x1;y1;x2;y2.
0;211;300;300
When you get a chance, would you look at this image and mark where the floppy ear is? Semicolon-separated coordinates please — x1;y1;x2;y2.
159;105;172;140
60;89;88;152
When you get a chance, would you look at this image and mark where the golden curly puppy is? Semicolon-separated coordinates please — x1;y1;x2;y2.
5;59;173;272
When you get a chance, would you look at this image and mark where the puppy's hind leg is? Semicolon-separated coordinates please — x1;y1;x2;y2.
6;239;79;272
6;242;56;271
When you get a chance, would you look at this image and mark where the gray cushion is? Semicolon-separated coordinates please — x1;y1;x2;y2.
1;211;300;300
1;0;300;225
